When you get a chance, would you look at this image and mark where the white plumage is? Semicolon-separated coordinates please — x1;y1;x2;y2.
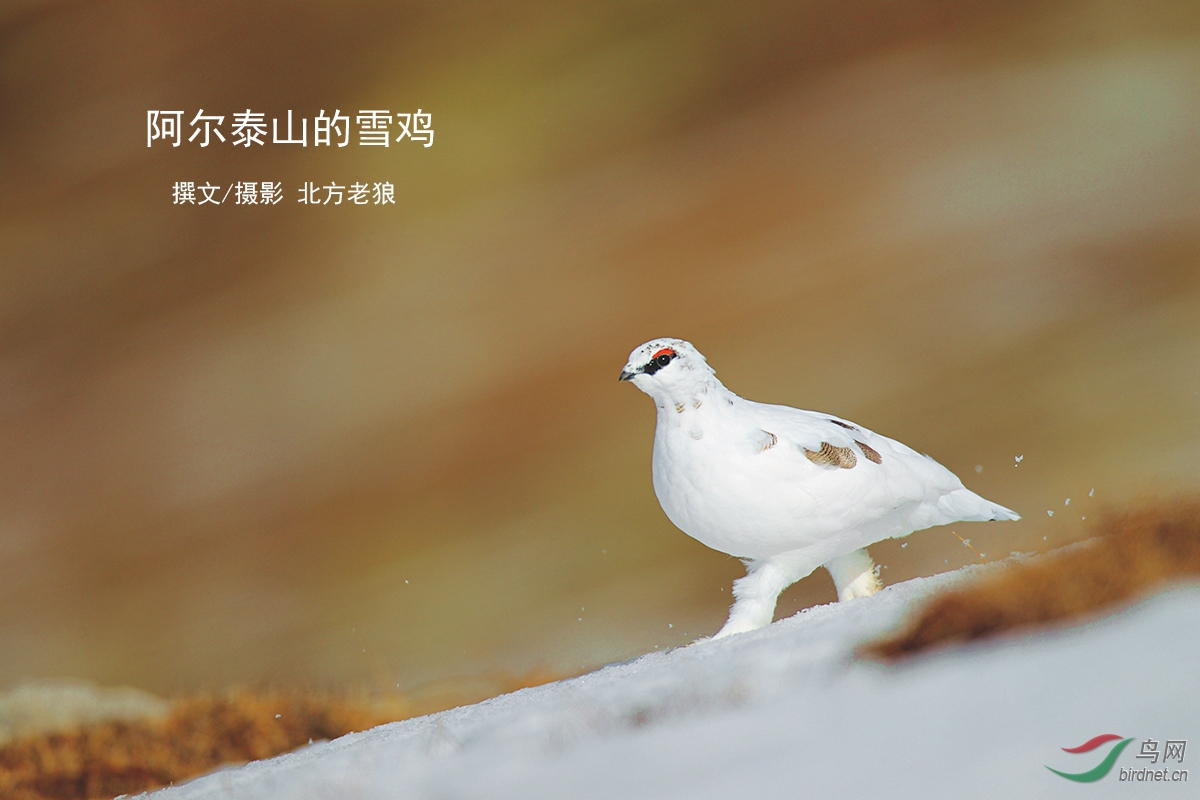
620;338;1019;639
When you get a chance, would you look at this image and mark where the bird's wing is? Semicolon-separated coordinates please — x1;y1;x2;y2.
742;402;883;468
739;400;965;512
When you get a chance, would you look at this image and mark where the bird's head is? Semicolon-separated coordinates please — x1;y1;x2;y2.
619;338;716;400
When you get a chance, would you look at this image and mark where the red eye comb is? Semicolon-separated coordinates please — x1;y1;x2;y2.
652;348;676;359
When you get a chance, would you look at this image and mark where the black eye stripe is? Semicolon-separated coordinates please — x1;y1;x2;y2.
641;351;676;375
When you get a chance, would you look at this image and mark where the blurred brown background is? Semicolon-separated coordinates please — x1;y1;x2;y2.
0;1;1197;697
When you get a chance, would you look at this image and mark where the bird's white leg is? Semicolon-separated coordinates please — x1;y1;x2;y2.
711;553;815;639
823;548;882;602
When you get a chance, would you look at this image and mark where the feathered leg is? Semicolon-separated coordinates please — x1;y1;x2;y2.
711;551;818;639
823;547;882;601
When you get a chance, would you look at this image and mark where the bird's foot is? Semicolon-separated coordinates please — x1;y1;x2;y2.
825;548;883;602
837;569;882;601
709;615;768;640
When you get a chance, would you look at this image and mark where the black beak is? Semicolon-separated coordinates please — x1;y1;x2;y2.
619;369;637;381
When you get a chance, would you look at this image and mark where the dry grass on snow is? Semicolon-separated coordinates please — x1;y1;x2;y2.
0;670;562;800
865;499;1200;659
5;501;1198;799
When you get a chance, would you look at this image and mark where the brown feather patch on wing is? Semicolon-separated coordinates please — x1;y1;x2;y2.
828;419;860;432
804;441;857;469
758;430;778;453
856;440;883;464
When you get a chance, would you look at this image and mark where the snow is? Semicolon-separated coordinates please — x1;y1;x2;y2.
147;563;1199;799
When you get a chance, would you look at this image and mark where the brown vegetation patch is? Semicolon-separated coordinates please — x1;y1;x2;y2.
863;499;1200;660
0;668;563;800
0;692;385;800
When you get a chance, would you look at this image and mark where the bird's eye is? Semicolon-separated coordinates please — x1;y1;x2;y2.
656;354;672;367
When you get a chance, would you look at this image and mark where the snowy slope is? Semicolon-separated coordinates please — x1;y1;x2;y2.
147;563;1199;799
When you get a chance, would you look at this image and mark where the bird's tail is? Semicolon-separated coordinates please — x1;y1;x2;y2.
938;488;1021;522
989;502;1021;522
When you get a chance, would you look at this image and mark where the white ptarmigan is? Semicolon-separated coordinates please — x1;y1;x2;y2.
620;338;1020;640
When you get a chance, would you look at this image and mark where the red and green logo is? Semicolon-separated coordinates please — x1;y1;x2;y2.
1047;734;1135;782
